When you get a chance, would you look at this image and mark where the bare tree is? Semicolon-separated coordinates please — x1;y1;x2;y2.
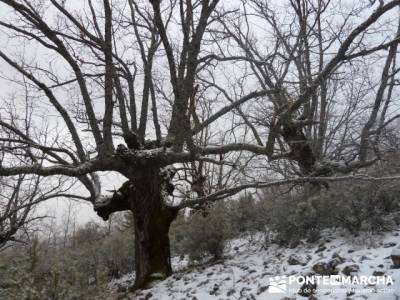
0;175;39;249
0;174;79;250
0;80;85;250
0;0;400;289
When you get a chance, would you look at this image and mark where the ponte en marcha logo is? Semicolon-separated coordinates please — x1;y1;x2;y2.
268;274;394;294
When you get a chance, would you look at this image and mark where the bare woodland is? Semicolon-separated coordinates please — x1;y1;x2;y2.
1;0;400;290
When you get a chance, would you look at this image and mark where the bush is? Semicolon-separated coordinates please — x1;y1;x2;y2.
0;215;135;300
325;181;400;234
170;202;231;262
262;188;328;245
262;179;400;245
226;194;267;240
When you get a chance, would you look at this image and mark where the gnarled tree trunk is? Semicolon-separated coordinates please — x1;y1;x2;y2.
129;169;178;289
94;167;178;290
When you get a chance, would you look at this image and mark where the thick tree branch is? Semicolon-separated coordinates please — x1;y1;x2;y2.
176;174;400;209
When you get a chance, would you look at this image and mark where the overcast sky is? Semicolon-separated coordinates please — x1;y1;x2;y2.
0;0;399;229
0;2;132;227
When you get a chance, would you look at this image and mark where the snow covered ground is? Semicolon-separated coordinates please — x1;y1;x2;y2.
109;229;400;299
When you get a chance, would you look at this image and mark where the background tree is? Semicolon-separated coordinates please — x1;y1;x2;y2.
0;83;84;250
1;0;400;289
0;174;69;249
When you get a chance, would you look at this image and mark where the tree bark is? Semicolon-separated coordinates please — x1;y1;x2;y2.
94;167;178;290
282;123;316;174
128;169;178;290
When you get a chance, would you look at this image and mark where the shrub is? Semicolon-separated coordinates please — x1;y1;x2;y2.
263;188;331;245
261;179;400;244
226;194;266;240
326;181;400;234
0;216;135;300
170;202;231;262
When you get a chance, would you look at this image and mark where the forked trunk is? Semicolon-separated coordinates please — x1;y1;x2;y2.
129;169;178;290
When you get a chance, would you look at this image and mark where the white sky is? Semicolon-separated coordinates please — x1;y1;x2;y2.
0;2;129;226
0;0;399;228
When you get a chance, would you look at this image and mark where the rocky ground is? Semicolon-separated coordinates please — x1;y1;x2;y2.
109;229;400;300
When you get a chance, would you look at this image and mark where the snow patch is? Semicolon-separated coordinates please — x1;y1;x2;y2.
109;229;400;299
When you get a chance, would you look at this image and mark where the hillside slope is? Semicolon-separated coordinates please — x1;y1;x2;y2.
110;230;400;300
